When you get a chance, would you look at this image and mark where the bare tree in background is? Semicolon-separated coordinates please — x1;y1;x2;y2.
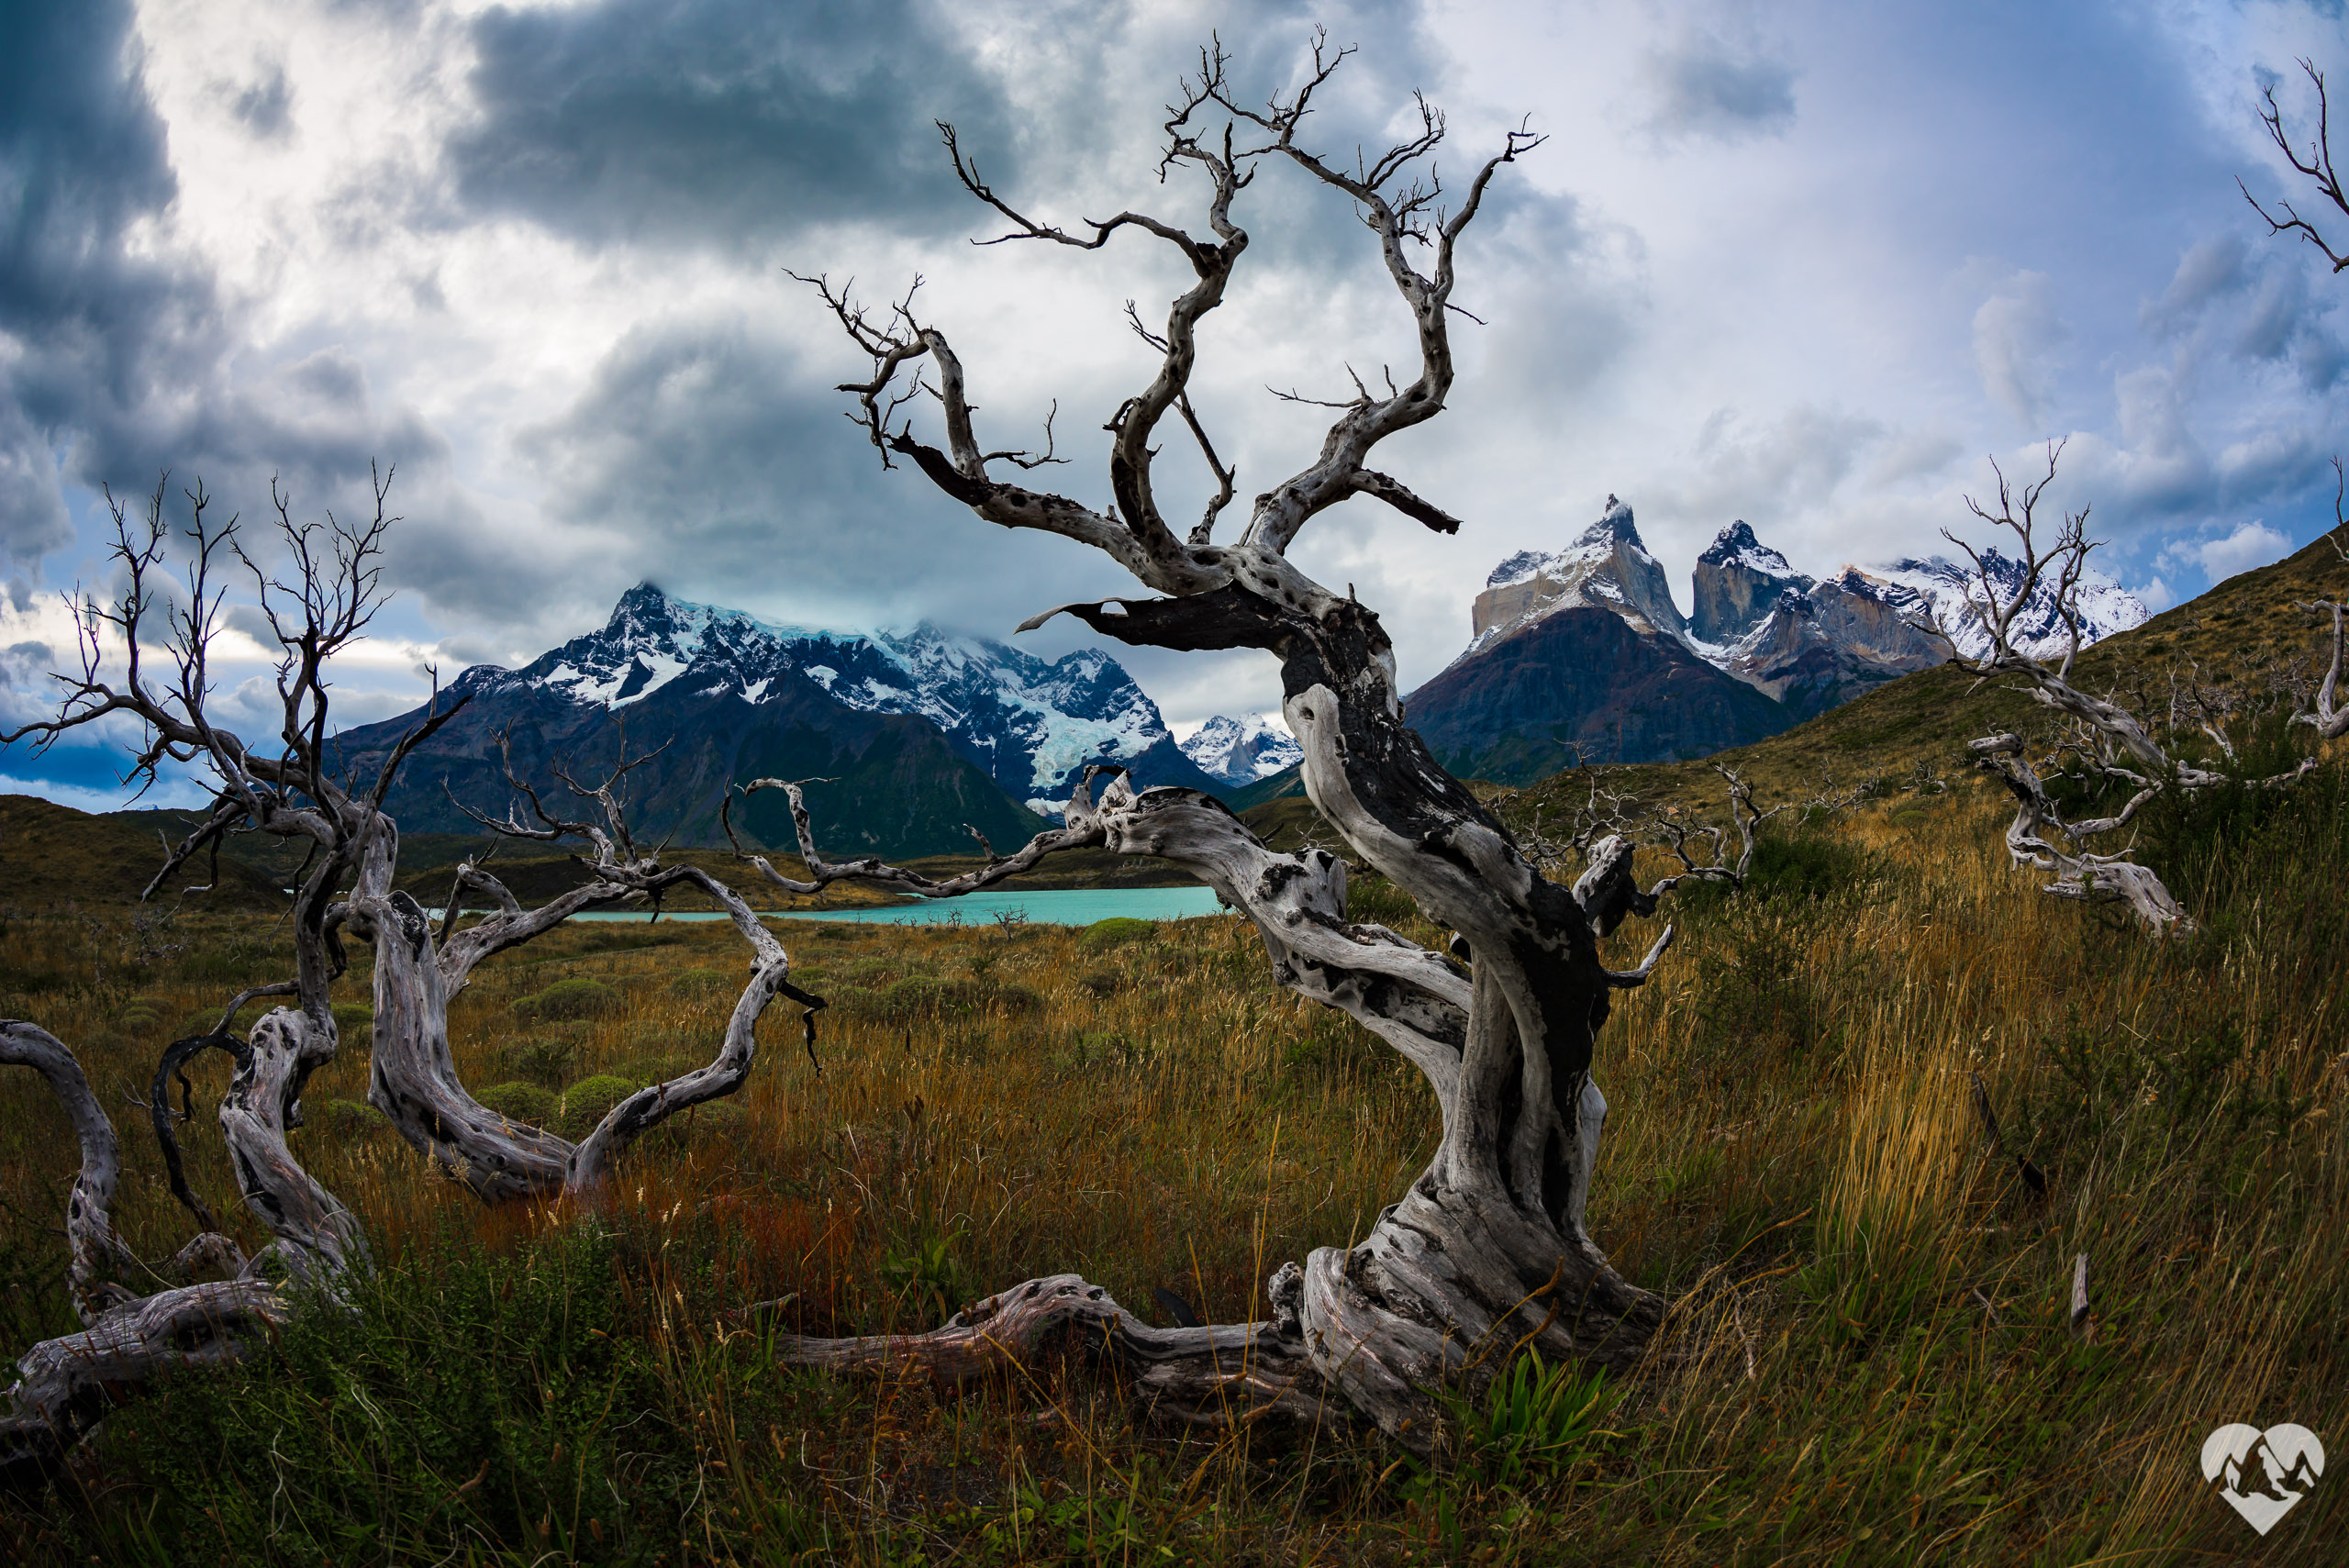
1935;448;2329;933
0;476;819;1477
759;36;1705;1445
2243;57;2349;275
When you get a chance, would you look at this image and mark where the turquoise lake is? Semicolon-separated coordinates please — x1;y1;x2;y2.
500;885;1228;927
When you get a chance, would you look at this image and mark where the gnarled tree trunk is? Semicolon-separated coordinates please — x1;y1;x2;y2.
768;38;1677;1446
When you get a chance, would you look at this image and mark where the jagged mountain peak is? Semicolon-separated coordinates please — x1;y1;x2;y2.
1838;551;2148;660
1178;714;1302;786
1690;521;1814;646
1698;520;1800;576
1488;495;1652;590
1465;495;1689;662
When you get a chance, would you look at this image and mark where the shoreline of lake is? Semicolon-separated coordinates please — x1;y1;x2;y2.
428;884;1226;928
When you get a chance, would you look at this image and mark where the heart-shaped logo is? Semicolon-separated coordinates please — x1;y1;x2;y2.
2201;1424;2325;1536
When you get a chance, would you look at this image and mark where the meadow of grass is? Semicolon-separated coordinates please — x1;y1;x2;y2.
0;752;2343;1564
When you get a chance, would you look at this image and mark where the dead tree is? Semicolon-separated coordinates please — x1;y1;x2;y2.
2244;61;2349;738
1509;763;1807;933
2243;57;2349;275
1936;447;2320;932
2294;463;2349;741
0;475;815;1476
768;37;1690;1447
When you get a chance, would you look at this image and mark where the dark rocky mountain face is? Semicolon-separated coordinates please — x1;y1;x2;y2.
1406;606;1789;782
331;584;1228;857
1717;573;1951;720
1691;520;1814;645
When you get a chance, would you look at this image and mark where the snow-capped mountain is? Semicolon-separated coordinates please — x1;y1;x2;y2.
457;584;1218;816
1690;520;1814;646
1460;495;1693;664
1839;550;2149;662
1408;500;2153;778
336;584;1228;855
1179;714;1302;785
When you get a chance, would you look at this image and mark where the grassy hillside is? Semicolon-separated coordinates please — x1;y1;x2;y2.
0;795;288;910
1493;529;2349;821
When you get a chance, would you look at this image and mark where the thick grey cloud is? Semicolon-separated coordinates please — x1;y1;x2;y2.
1972;270;2066;428
0;0;474;597
446;0;1021;248
1638;29;1798;143
511;306;1130;631
230;62;295;141
0;0;185;568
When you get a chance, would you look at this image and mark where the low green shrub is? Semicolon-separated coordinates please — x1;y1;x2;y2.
667;967;729;995
512;977;618;1021
476;1081;558;1129
499;1035;580;1089
305;1097;389;1137
645;1096;748;1148
558;1074;642;1137
1053;1030;1147;1073
1080;917;1156;952
1344;874;1419;927
618;1051;699;1086
838;976;1042;1023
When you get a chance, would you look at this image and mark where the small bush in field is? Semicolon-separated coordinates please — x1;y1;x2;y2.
668;967;729;995
476;1081;558;1129
558;1074;641;1136
838;976;1041;1022
513;977;618;1021
331;1001;374;1043
1344;874;1418;928
501;1036;579;1089
1080;917;1155;952
619;1051;697;1085
304;1098;389;1137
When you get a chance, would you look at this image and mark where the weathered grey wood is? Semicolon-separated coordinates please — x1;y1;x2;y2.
760;1273;1332;1429
0;1023;137;1325
0;1278;286;1484
0;1010;351;1480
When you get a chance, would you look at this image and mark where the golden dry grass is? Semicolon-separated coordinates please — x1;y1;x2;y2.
0;767;2343;1563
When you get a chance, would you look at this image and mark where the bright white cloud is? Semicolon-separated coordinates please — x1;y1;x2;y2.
2196;519;2292;580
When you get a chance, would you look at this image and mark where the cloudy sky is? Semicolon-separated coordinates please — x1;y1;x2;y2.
6;0;2348;809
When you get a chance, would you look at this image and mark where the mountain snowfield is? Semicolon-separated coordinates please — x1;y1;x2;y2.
464;584;1256;815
